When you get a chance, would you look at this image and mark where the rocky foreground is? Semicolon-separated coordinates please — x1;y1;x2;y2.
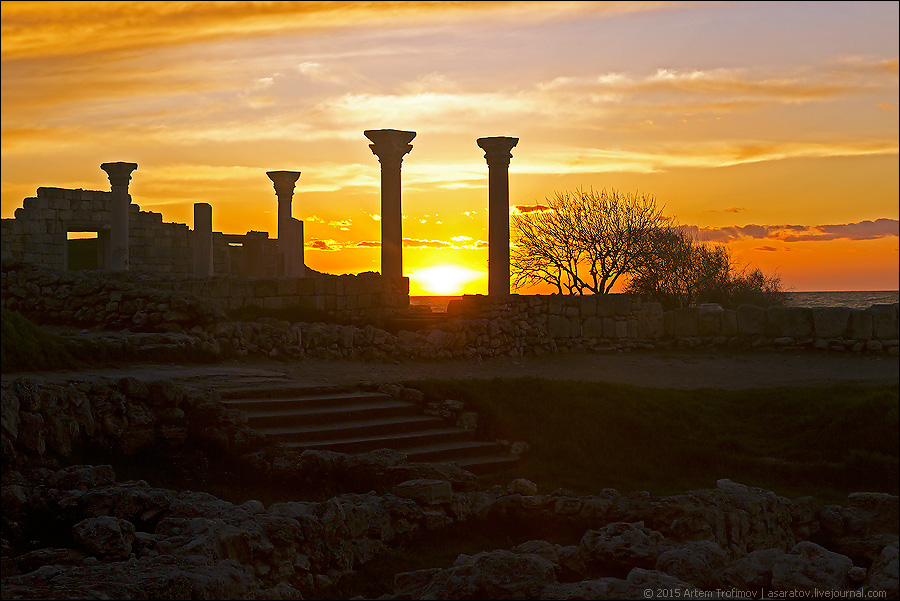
2;466;897;600
1;376;898;599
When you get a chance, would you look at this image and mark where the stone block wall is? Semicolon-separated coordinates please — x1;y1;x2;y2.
1;187;193;274
0;262;409;331
146;272;410;321
1;260;896;358
1;187;284;277
436;294;899;355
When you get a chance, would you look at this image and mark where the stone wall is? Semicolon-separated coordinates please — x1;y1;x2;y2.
444;294;899;355
0;186;286;277
144;272;410;318
1;187;193;274
0;261;409;331
1;261;897;358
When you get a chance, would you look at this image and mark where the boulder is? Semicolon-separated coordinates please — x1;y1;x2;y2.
719;548;783;590
869;304;899;340
737;304;767;336
654;540;729;589
849;309;874;340
863;542;899;598
697;304;724;337
766;306;813;338
812;307;851;339
394;549;556;600
672;309;699;337
392;479;453;505
578;522;672;576
72;516;136;558
771;541;853;592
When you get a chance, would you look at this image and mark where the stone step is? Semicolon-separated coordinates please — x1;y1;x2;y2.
256;415;447;443
222;391;394;412
453;454;523;475
242;399;421;429
220;384;359;400
222;383;520;475
279;427;474;454
402;440;510;462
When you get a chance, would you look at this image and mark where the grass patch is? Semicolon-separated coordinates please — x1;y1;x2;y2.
405;377;899;504
1;308;79;372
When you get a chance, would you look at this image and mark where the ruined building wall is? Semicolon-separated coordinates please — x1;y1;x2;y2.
0;186;282;277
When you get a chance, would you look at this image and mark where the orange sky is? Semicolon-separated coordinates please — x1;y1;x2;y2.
2;1;897;294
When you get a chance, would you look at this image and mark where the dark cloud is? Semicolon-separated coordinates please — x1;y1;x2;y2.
698;219;897;243
754;246;779;252
818;218;898;239
305;239;338;251
513;204;550;214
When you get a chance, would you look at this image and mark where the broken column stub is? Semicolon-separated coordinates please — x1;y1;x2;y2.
193;202;213;278
100;162;138;271
266;170;304;277
364;129;415;282
477;136;518;297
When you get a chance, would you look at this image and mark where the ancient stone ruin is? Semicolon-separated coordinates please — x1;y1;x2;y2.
1;129;522;297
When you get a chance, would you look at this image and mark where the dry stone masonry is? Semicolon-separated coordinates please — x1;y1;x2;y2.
2;261;898;359
1;375;897;599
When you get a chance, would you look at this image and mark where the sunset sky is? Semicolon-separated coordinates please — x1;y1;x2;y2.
2;1;898;295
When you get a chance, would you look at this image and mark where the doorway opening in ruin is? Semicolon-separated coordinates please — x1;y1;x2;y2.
66;230;107;271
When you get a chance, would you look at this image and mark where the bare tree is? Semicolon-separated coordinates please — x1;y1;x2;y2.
625;225;785;309
510;188;667;294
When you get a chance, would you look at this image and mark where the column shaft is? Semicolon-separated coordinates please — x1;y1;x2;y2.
364;129;416;282
488;163;511;296
101;162;138;272
266;170;301;278
381;159;403;281
477;137;519;297
193;202;213;278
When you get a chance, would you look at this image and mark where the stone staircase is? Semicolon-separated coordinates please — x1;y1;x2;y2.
220;384;519;474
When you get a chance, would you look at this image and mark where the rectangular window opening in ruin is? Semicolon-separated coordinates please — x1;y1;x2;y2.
66;230;106;271
228;242;244;247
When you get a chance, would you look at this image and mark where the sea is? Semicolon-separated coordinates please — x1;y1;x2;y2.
409;291;900;314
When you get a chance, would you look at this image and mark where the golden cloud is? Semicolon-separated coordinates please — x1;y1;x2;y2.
1;1;683;61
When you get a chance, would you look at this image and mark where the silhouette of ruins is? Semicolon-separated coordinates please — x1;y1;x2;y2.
0;130;518;295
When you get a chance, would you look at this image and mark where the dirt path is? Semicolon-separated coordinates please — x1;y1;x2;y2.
10;349;898;392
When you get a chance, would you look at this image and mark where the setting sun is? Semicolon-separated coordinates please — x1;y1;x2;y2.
410;265;483;296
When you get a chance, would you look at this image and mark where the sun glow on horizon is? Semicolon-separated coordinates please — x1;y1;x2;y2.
410;265;484;296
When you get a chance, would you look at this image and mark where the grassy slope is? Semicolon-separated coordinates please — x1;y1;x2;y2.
406;377;899;504
1;308;78;372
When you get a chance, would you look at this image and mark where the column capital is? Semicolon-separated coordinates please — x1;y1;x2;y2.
365;129;416;166
266;170;301;197
101;162;138;189
477;136;518;167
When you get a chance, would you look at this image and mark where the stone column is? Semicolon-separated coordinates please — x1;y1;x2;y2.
266;170;303;277
364;129;415;282
288;217;305;278
193;202;213;278
477;136;518;297
101;161;138;271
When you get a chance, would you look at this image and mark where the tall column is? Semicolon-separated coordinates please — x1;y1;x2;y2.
364;129;415;282
101;161;138;271
266;170;302;277
477;136;518;297
288;217;305;278
193;202;214;278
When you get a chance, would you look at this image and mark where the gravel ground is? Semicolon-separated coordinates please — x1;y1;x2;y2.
7;348;897;392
